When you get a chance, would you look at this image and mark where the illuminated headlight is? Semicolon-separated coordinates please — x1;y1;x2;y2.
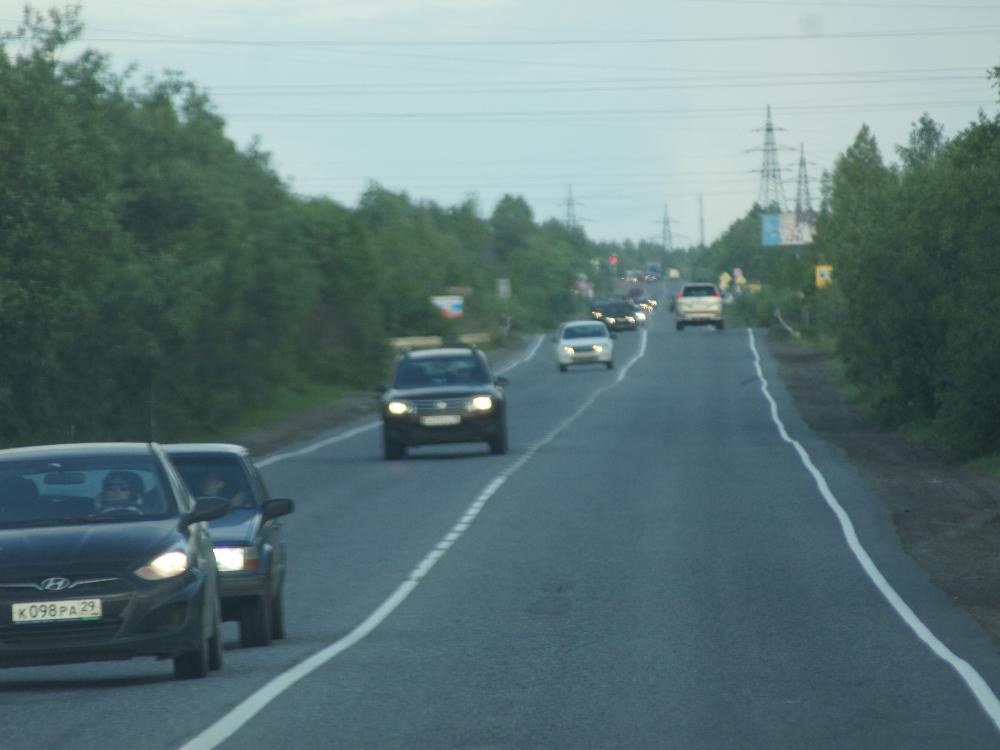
469;395;494;412
636;312;647;322
562;345;574;355
626;316;635;323
592;344;604;353
135;550;189;581
214;546;260;572
605;317;616;325
387;400;414;416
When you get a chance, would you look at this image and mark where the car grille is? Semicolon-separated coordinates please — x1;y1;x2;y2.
571;345;598;353
411;397;470;415
0;620;124;645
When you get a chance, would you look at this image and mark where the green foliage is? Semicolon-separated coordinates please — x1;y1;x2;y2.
0;9;628;445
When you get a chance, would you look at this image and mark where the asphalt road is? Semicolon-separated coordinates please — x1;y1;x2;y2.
5;285;1000;749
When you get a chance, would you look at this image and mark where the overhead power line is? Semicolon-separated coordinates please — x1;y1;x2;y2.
83;24;1000;48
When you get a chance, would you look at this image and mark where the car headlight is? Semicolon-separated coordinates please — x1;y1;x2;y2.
469;395;494;412
214;546;260;572
626;316;635;323
605;317;616;325
387;400;414;416
593;344;604;353
636;312;646;322
562;345;574;355
135;550;189;581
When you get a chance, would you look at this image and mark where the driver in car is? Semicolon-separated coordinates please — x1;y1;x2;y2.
97;470;144;513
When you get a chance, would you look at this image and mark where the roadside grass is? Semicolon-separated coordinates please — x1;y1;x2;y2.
969;453;1000;479
189;381;361;443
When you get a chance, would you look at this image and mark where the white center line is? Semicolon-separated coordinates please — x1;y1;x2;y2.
747;328;1000;733
178;327;647;750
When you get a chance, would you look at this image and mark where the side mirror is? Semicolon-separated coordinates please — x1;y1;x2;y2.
186;496;230;526
610;332;618;339
494;376;510;387
263;498;295;520
375;384;388;394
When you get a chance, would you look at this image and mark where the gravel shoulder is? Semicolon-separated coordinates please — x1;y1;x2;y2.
766;332;1000;646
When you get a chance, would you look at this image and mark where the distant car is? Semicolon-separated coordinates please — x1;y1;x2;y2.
379;346;509;459
554;320;615;372
0;443;228;679
598;300;639;331
165;444;294;649
675;283;724;330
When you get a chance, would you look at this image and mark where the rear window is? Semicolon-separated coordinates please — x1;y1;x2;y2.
682;285;717;298
0;455;175;527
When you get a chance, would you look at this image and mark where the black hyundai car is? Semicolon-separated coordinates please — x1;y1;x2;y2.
165;443;294;649
0;443;228;679
379;346;509;459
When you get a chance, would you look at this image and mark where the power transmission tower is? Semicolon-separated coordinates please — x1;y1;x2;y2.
795;142;814;215
661;202;674;253
562;185;582;228
750;105;793;211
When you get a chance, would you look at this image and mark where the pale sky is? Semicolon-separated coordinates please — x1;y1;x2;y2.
7;0;1000;245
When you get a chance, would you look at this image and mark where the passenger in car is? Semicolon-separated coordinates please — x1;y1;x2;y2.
96;471;145;512
197;469;250;508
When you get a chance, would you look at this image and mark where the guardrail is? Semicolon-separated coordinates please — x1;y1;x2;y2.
387;332;492;349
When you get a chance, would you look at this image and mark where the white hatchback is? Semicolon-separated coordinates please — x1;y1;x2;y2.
554;320;615;372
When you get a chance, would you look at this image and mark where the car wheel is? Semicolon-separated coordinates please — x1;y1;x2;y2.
174;635;210;680
558;364;567;372
676;321;684;331
383;430;404;461
716;320;725;330
489;419;509;455
208;600;224;671
606;361;614;370
240;592;272;648
270;587;285;641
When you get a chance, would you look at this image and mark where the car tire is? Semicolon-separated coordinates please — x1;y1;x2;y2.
383;430;404;460
558;364;567;372
240;591;272;648
208;601;224;671
716;320;725;330
174;634;210;680
270;587;285;640
676;321;684;331
606;361;614;370
489;419;509;455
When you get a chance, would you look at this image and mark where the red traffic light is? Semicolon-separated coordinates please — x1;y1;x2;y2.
608;255;619;265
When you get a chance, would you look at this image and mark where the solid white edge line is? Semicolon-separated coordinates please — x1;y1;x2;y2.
255;335;544;469
747;328;1000;732
177;328;646;750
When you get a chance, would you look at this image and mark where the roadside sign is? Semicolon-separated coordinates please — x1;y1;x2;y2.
815;265;833;288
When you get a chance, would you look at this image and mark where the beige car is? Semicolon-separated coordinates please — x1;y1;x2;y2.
675;283;724;330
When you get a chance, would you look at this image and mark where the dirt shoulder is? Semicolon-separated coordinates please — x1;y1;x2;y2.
766;332;1000;645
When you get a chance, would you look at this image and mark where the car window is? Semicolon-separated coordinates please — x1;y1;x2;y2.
393;355;490;388
168;454;257;509
563;325;608;339
683;285;716;297
0;456;175;527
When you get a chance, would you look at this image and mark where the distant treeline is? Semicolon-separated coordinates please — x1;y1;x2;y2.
0;8;662;446
691;70;1000;458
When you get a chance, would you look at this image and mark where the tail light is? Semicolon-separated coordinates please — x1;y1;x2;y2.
714;290;721;298
676;292;684;299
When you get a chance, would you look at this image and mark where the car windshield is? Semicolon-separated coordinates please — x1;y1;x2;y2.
169;454;257;509
0;456;174;528
393;355;490;388
563;325;608;340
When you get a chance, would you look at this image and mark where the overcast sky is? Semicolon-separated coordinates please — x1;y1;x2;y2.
6;0;999;245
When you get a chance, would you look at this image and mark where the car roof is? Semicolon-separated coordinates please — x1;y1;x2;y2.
162;443;250;457
0;442;157;461
561;320;608;329
404;347;478;359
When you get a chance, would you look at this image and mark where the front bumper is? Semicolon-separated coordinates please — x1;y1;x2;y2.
384;412;503;447
557;349;612;365
0;572;209;668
